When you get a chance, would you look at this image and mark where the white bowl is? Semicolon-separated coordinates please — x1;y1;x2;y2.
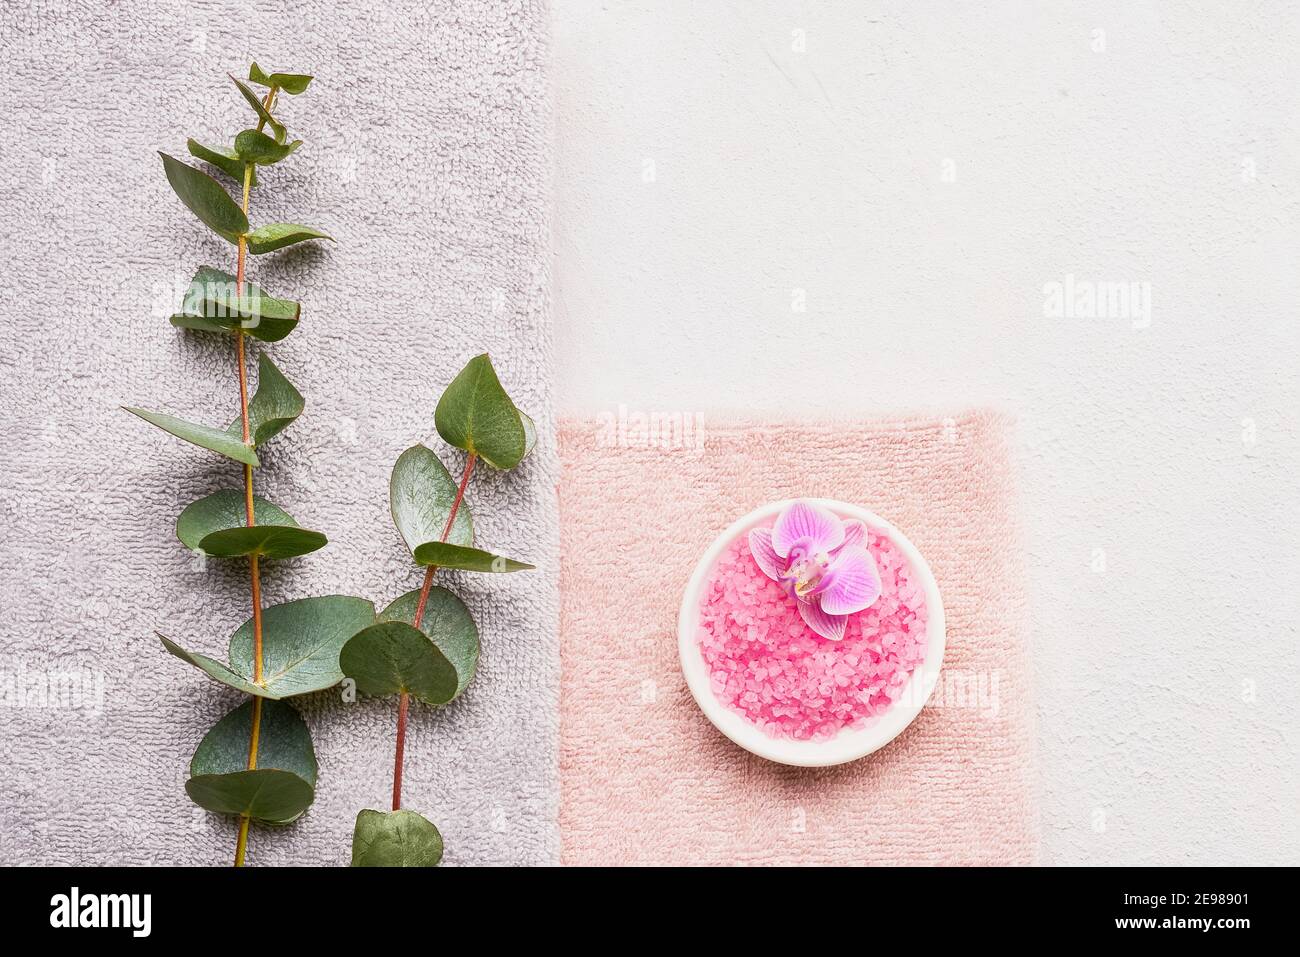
677;498;946;767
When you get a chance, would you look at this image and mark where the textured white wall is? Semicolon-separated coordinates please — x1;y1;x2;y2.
551;0;1299;864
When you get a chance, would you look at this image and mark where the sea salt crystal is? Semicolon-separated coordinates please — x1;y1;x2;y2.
696;524;929;740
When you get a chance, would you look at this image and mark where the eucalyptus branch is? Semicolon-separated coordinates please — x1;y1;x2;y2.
127;64;372;867
393;451;475;810
229;80;276;867
341;355;536;866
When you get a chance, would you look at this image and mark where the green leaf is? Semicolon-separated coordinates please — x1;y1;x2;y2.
230;596;376;697
351;809;444;867
123;406;259;466
187;769;313;825
196;525;326;561
247;223;334;255
159;152;249;243
163;595;376;699
380;588;479;698
225;352;303;446
389;445;474;560
187;138;256;188
160;637;263;697
434;353;528;470
235;129;302;165
177;488;295;549
169;266;300;343
411;541;533;573
248;62;313;95
185;699;317;823
176;489;326;560
339;621;459;705
231;74;286;143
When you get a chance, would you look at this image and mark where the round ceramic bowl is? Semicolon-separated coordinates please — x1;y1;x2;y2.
677;498;946;767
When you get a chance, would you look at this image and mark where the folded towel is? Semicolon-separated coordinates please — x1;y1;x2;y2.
0;0;558;865
558;412;1037;865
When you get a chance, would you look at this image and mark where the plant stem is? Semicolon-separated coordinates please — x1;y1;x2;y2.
391;691;409;811
412;453;477;628
233;694;263;866
233;815;249;866
232;84;277;866
390;452;477;810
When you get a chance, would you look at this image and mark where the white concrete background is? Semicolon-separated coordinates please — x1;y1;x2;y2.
551;0;1299;864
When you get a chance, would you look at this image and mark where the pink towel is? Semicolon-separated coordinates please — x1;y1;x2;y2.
558;412;1037;865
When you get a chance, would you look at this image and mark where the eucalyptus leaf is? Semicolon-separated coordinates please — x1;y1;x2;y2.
176;489;325;560
229;596;376;697
224;352;303;446
177;488;293;547
339;621;459;705
248;63;313;95
190;699;318;784
351;809;444;867
389;445;474;559
235;129;302;165
187;138;256;188
169;265;300;342
160;636;263;697
159;152;249;243
411;541;533;573
199;525;326;560
247;223;334;255
163;595;376;699
186;769;313;825
185;699;316;823
124;406;259;466
381;588;479;698
434;353;527;470
167;315;237;337
231;74;287;143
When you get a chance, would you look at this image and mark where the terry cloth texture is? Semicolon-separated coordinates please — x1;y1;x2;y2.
558;413;1038;865
0;1;559;865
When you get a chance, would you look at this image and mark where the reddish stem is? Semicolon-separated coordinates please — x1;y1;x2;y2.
391;452;476;809
412;453;476;629
391;691;409;811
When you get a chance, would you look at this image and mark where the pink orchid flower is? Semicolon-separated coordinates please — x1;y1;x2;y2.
748;501;881;641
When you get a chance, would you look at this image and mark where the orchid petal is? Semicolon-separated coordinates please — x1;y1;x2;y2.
840;520;867;550
771;501;844;558
812;545;881;615
798;600;847;641
747;527;784;582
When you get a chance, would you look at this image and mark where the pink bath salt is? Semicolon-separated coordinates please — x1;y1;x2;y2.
696;523;929;740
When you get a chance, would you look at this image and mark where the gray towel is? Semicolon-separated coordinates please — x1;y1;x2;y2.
0;0;558;865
